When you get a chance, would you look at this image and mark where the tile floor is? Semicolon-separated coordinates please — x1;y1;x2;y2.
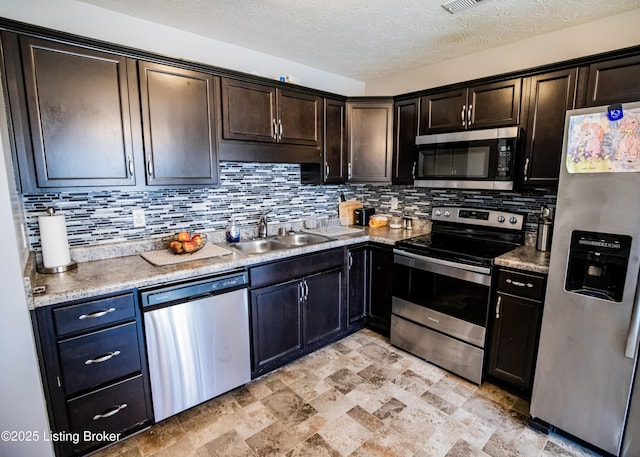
93;329;602;457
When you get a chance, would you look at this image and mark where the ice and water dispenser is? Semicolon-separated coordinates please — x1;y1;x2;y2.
565;230;632;302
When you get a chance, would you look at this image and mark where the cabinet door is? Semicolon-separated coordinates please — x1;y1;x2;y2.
487;293;542;394
468;78;521;129
304;268;343;348
521;69;577;187
220;77;277;143
20;36;136;188
250;281;303;376
392;98;418;184
278;89;322;147
138;62;219;186
324;98;347;183
347;247;368;329
419;89;466;134
368;245;393;336
586;55;640;107
347;100;393;182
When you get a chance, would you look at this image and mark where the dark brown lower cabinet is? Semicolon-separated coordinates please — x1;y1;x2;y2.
367;244;394;336
33;291;152;457
249;249;345;378
487;268;546;397
347;245;368;331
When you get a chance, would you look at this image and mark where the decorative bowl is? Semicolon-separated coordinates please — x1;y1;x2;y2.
166;232;207;255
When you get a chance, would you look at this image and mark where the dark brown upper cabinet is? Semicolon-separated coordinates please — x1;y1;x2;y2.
219;77;323;163
392;98;419;184
138;61;219;186
346;99;393;183
419;79;521;134
300;97;347;184
520;68;578;188
18;36;138;189
585;54;640;107
322;98;347;183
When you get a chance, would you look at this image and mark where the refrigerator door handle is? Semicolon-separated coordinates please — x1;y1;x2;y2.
624;277;640;359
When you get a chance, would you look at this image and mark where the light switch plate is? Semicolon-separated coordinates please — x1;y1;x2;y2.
132;209;146;228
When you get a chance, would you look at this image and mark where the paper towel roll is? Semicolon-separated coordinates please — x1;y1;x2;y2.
39;213;71;268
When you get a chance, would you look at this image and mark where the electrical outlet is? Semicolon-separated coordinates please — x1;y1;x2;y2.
132;209;146;228
390;197;399;210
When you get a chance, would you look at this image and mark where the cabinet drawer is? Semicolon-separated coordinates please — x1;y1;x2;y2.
496;269;546;301
53;293;135;336
250;248;343;289
67;375;148;441
59;322;141;395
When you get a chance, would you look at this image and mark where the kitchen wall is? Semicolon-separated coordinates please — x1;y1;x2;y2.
366;7;640;95
0;0;365;96
22;161;556;250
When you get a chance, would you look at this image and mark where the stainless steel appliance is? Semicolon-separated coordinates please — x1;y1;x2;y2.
391;207;524;384
530;102;640;456
414;127;520;190
140;270;251;422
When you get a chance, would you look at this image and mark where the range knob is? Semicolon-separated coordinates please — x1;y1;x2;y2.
444;210;451;217
434;210;442;216
509;216;518;224
497;215;505;223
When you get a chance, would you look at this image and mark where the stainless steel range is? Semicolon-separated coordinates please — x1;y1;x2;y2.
391;206;525;384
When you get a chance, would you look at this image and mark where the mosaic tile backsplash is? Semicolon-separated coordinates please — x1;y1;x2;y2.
22;162;557;251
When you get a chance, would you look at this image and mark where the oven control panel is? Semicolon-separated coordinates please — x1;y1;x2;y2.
432;206;524;230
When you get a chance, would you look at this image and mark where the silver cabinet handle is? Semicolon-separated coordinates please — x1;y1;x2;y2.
299;281;305;303
278;119;283;141
506;278;533;288
348;252;353;270
85;351;121;365
411;161;416;180
93;404;127;421
303;279;309;300
523;158;530;181
147;158;153;177
625;276;640;358
461;104;466;127
467;104;473;126
325;162;330;178
272;119;277;139
348;162;352;180
78;308;116;320
128;155;134;180
496;295;502;319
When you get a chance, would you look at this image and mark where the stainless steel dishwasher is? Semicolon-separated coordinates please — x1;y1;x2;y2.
140;270;250;422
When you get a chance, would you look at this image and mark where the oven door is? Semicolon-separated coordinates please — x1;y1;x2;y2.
392;250;492;347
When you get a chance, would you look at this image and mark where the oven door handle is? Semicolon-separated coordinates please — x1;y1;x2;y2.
394;250;491;286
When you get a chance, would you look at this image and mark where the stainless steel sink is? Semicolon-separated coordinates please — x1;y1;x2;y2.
232;239;289;255
231;232;334;255
276;233;333;247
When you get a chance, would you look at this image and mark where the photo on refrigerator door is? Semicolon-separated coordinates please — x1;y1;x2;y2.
566;106;640;173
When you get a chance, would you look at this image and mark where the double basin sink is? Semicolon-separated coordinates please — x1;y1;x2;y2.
231;232;335;255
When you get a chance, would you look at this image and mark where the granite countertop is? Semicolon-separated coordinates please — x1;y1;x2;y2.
27;225;428;309
494;245;551;274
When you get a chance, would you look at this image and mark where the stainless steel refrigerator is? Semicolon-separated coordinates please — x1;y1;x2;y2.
530;101;640;456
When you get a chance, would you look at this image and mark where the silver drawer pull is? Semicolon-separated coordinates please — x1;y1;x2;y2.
78;308;116;320
93;403;127;421
506;279;533;288
85;351;121;365
496;296;502;319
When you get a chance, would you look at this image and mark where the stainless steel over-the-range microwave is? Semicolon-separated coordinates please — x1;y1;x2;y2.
414;127;520;190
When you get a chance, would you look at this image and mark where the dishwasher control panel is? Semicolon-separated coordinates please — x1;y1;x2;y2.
140;270;248;308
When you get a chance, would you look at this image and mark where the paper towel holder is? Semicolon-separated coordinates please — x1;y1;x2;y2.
36;208;78;274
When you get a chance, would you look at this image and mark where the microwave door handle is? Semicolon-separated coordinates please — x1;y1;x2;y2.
624;270;640;359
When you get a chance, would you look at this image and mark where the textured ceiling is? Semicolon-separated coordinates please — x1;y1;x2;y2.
79;0;639;82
